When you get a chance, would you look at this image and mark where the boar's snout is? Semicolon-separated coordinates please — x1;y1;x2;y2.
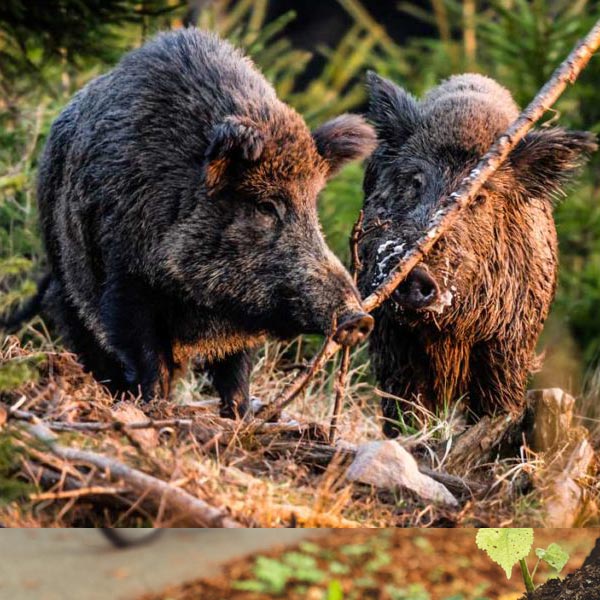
334;311;374;347
393;267;440;310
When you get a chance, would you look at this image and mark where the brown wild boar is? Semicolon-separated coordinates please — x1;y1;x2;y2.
359;72;597;437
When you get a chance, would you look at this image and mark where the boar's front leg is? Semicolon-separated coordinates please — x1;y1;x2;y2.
370;318;436;437
468;339;528;418
100;275;169;401
208;350;252;419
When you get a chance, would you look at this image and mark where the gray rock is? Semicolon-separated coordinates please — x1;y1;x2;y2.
345;440;458;508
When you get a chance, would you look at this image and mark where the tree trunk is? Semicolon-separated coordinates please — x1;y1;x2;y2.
523;537;600;599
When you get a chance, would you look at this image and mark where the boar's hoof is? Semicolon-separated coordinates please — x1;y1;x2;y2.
334;312;374;347
393;267;440;310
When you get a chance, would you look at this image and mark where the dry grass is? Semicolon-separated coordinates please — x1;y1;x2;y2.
0;332;599;529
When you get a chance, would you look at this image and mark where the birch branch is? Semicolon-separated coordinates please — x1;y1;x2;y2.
262;19;600;424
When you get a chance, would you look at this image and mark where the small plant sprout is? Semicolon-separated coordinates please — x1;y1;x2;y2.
476;529;570;594
533;544;570;579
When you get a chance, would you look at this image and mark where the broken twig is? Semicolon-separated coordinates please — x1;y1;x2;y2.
329;211;365;442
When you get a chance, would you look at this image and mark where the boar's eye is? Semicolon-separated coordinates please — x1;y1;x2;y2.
473;191;488;206
410;172;425;192
255;200;282;221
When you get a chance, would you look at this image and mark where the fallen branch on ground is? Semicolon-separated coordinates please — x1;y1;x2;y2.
29;486;126;502
24;419;244;528
260;19;600;426
9;407;193;432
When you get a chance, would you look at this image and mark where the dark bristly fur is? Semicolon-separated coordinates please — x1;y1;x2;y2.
26;29;377;417
360;72;597;438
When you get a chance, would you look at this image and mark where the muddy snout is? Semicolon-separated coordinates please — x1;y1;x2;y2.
333;311;374;347
393;267;440;310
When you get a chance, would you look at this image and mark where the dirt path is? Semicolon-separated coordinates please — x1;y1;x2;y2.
0;529;322;600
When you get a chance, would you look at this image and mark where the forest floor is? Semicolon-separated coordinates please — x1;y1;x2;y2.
140;529;598;600
1;333;599;528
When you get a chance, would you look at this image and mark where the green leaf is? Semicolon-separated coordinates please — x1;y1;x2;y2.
413;536;434;553
365;552;392;572
340;543;372;557
282;552;318;570
298;541;321;554
386;584;430;600
250;556;294;593
476;529;534;578
536;543;570;573
329;561;351;575
327;580;344;600
231;580;272;593
355;576;378;588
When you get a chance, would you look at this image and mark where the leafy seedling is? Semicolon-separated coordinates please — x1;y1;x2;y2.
476;529;570;594
329;561;351;575
476;529;535;592
385;583;431;600
232;552;325;594
340;543;372;558
299;541;322;555
365;552;392;572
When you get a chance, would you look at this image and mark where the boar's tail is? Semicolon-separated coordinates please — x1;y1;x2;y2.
0;272;52;332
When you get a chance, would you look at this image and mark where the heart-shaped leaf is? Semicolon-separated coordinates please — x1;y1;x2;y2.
536;543;570;573
476;528;534;578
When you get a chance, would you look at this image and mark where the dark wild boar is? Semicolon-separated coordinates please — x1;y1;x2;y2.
16;29;377;418
359;72;596;437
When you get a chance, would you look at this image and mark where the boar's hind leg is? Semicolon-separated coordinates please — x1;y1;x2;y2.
100;276;170;401
44;278;129;392
208;350;252;419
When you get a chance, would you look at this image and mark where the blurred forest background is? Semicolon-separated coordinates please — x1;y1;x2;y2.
1;0;599;400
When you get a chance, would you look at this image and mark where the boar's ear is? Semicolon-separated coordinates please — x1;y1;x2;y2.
204;116;266;189
312;114;377;177
366;71;420;148
509;128;597;200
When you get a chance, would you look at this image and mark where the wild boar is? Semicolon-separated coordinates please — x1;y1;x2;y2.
27;29;377;417
359;72;596;437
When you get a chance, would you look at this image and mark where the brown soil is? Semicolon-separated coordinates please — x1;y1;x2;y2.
140;529;599;600
528;563;600;599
